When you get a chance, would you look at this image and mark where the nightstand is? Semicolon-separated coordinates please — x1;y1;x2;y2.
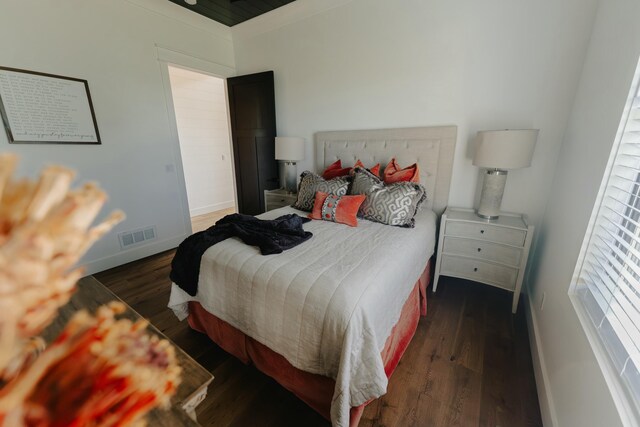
264;188;297;212
433;207;534;313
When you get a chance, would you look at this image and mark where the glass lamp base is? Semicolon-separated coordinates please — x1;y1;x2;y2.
283;162;298;193
477;169;507;220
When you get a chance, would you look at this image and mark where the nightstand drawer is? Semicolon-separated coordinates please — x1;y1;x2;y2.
264;189;298;212
266;199;293;210
445;221;526;247
265;194;297;211
442;237;522;267
440;255;518;291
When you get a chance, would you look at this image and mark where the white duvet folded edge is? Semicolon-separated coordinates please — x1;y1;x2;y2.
168;283;193;321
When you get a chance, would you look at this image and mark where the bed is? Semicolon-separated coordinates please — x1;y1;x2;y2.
169;126;457;426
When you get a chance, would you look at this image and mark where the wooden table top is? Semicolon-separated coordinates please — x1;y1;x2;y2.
41;275;213;426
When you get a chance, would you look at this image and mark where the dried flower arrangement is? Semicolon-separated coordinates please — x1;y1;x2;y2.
0;154;181;426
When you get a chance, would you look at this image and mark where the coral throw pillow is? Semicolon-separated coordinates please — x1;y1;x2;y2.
322;159;351;180
309;191;366;227
384;158;420;183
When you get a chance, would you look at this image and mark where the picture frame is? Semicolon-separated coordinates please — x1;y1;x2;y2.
0;66;101;144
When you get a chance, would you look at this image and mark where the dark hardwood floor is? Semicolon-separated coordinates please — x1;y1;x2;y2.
94;250;542;427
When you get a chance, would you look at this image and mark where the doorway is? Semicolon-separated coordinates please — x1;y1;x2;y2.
167;65;236;233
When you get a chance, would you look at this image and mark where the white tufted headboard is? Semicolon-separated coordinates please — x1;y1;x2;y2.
315;126;457;215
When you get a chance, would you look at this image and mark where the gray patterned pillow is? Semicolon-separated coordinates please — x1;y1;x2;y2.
350;167;427;228
350;167;383;196
293;171;350;212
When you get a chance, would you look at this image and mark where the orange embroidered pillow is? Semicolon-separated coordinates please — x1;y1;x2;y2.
309;191;366;227
322;160;351;180
383;158;420;183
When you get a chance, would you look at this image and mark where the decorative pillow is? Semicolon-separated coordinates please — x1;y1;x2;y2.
294;171;350;212
322;159;351;180
322;159;381;179
350;166;382;196
308;191;366;227
353;159;380;177
384;158;420;183
351;167;427;228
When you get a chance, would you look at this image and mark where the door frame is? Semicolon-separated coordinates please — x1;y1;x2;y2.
156;46;237;234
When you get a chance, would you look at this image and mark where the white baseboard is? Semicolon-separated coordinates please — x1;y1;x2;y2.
525;293;559;427
190;200;234;217
81;234;188;276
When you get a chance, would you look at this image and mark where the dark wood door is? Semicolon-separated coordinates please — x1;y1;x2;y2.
227;71;278;215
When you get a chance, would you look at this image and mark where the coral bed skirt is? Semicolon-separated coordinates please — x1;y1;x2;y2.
187;259;432;426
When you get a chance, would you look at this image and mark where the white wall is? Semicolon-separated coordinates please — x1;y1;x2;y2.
526;0;640;425
0;0;234;274
168;66;235;217
232;0;598;228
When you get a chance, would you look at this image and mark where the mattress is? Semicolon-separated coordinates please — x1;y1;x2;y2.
168;206;437;426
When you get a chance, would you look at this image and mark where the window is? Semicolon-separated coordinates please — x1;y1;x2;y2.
572;59;640;420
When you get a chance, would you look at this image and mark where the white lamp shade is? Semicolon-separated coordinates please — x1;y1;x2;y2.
473;129;538;169
275;137;305;161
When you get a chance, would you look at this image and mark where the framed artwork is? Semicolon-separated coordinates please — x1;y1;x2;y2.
0;66;101;144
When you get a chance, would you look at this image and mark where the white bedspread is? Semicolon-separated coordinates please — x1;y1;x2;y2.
168;207;436;426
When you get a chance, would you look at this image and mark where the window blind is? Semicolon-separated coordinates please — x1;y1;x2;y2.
575;74;640;413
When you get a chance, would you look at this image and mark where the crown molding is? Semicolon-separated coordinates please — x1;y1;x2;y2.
231;0;355;41
123;0;232;41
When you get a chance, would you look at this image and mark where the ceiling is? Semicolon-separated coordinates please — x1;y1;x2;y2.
169;0;297;27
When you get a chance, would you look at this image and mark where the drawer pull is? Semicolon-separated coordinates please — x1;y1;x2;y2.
280;198;285;202
477;248;482;252
473;267;478;272
480;229;485;234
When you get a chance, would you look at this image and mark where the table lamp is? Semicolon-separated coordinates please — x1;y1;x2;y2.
473;129;538;219
275;136;305;193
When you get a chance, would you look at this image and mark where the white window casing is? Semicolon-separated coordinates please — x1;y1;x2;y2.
571;57;640;427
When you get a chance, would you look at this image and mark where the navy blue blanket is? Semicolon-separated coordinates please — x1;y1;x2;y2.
170;213;312;296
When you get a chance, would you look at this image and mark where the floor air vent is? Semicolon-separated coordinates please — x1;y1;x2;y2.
118;226;157;249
